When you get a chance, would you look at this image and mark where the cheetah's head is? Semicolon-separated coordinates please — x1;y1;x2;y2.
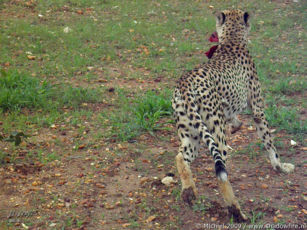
215;9;250;44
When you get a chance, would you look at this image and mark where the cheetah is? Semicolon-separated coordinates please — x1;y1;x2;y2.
172;9;295;221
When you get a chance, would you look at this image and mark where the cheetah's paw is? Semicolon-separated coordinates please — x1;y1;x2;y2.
228;205;248;222
280;162;295;173
182;187;197;206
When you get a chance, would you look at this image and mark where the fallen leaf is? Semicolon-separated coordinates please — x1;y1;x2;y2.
140;177;149;185
27;55;36;60
32;181;40;186
105;203;115;209
261;184;268;189
95;183;105;189
273;216;278;223
205;167;213;172
240;184;247;190
57;203;65;208
146;215;156;223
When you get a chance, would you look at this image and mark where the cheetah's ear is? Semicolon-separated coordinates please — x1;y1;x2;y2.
243;12;250;25
216;12;226;26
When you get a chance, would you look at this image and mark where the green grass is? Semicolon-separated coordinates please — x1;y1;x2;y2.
192;195;209;213
0;151;8;165
105;90;173;141
265;105;307;134
250;211;265;224
0;69;101;112
0;69;54;111
270;78;307;95
134;90;173;131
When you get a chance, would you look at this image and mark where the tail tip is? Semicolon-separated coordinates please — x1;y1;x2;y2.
217;171;228;181
215;161;227;181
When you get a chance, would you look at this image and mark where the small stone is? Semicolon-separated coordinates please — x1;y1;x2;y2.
290;140;297;146
161;176;176;186
63;27;72;33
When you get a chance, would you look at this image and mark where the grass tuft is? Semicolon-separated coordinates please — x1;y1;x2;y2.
0;69;101;112
107;90;173;141
0;69;53;111
265;105;307;134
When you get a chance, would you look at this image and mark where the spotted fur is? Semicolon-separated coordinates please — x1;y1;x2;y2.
172;9;294;221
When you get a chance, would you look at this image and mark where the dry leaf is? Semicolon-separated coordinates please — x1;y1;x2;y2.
32;181;39;186
273;216;278;223
140;177;149;185
261;184;268;189
27;55;36;60
240;184;247;190
146;215;156;223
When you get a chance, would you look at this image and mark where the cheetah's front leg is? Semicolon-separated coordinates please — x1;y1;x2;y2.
253;116;295;173
249;80;295;173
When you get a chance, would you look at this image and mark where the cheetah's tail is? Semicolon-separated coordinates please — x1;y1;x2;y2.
197;121;228;182
215;160;228;181
180;90;228;181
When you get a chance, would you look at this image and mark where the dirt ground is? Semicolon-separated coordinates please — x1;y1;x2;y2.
0;111;306;229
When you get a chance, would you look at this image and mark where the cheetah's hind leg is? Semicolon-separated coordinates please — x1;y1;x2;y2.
176;152;197;206
218;179;248;222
